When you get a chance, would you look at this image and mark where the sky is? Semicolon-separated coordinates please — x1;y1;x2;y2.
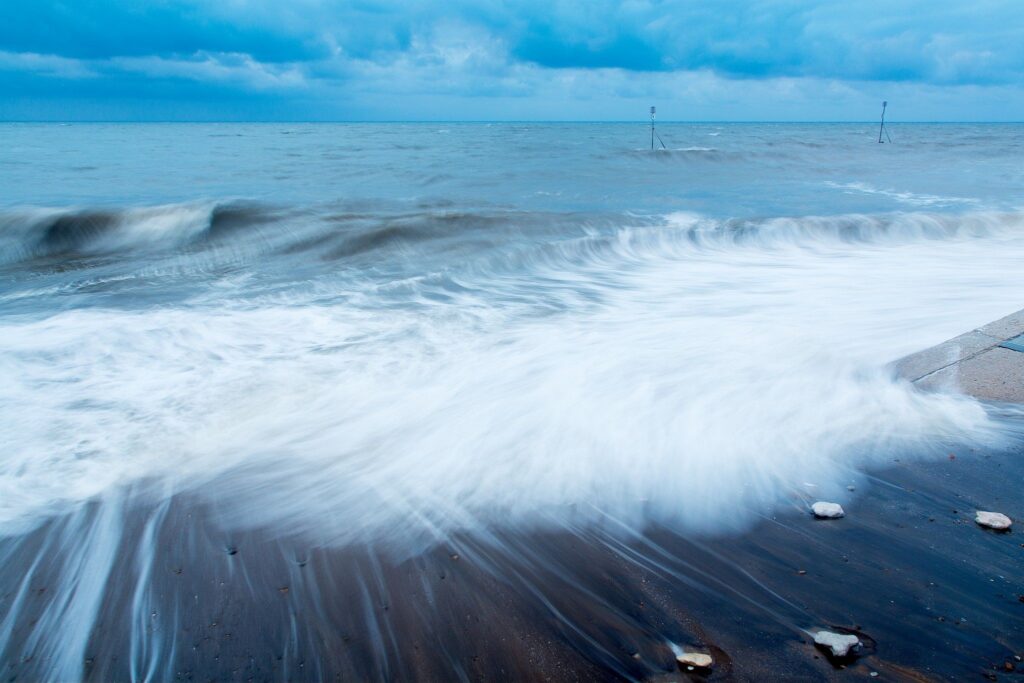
1;0;1022;121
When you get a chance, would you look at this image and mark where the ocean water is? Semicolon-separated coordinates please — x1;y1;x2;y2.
2;122;1024;679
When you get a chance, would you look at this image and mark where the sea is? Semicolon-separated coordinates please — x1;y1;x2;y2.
1;122;1023;680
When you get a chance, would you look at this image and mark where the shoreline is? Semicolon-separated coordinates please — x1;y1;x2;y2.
2;313;1023;681
4;432;1020;682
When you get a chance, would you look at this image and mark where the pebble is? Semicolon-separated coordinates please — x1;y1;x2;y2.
812;630;860;657
676;652;713;670
811;502;845;519
975;511;1012;530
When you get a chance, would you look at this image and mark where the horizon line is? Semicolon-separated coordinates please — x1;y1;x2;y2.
1;119;1022;125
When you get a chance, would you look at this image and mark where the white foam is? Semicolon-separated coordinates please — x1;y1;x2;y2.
825;181;980;208
0;211;1022;547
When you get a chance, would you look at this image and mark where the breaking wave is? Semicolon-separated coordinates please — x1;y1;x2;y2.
2;202;1022;268
2;198;1024;681
2;202;1023;542
0;202;278;264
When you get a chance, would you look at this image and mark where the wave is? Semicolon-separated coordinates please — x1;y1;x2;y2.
2;202;1023;536
0;202;259;264
0;202;558;270
2;201;1023;272
824;181;981;208
2;192;1024;681
623;146;739;161
665;209;1021;249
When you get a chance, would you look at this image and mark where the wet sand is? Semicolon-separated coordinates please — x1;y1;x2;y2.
2;409;1022;682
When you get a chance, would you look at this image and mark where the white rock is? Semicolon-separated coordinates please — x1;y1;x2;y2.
813;630;860;657
975;510;1012;530
676;652;713;669
811;501;845;519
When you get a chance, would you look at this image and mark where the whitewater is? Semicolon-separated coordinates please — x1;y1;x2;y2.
1;122;1023;680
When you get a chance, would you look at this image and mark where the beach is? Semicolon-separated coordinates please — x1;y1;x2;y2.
2;122;1023;681
2;401;1021;681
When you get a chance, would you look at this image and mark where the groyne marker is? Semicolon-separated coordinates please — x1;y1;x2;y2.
877;101;892;143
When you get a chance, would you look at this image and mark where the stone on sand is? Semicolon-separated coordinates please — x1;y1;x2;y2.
813;630;860;657
975;510;1012;530
811;502;845;519
676;652;713;670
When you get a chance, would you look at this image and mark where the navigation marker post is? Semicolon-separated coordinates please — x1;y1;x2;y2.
649;106;667;150
650;106;656;150
878;101;891;143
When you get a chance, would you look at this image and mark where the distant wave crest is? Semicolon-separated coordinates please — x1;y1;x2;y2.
0;202;281;264
2;201;1022;269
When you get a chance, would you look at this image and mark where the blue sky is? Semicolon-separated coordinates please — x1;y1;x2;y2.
1;1;1022;121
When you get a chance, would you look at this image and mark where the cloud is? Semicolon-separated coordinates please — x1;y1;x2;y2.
1;0;1022;120
502;0;1024;85
0;0;324;62
111;53;307;90
0;50;99;79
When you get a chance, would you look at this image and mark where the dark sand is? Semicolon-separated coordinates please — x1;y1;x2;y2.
2;413;1023;682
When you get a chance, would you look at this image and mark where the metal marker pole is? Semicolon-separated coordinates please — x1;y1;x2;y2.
650;106;656;150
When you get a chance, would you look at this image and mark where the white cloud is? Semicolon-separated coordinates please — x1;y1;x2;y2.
0;50;98;79
110;52;308;90
3;5;1024;122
